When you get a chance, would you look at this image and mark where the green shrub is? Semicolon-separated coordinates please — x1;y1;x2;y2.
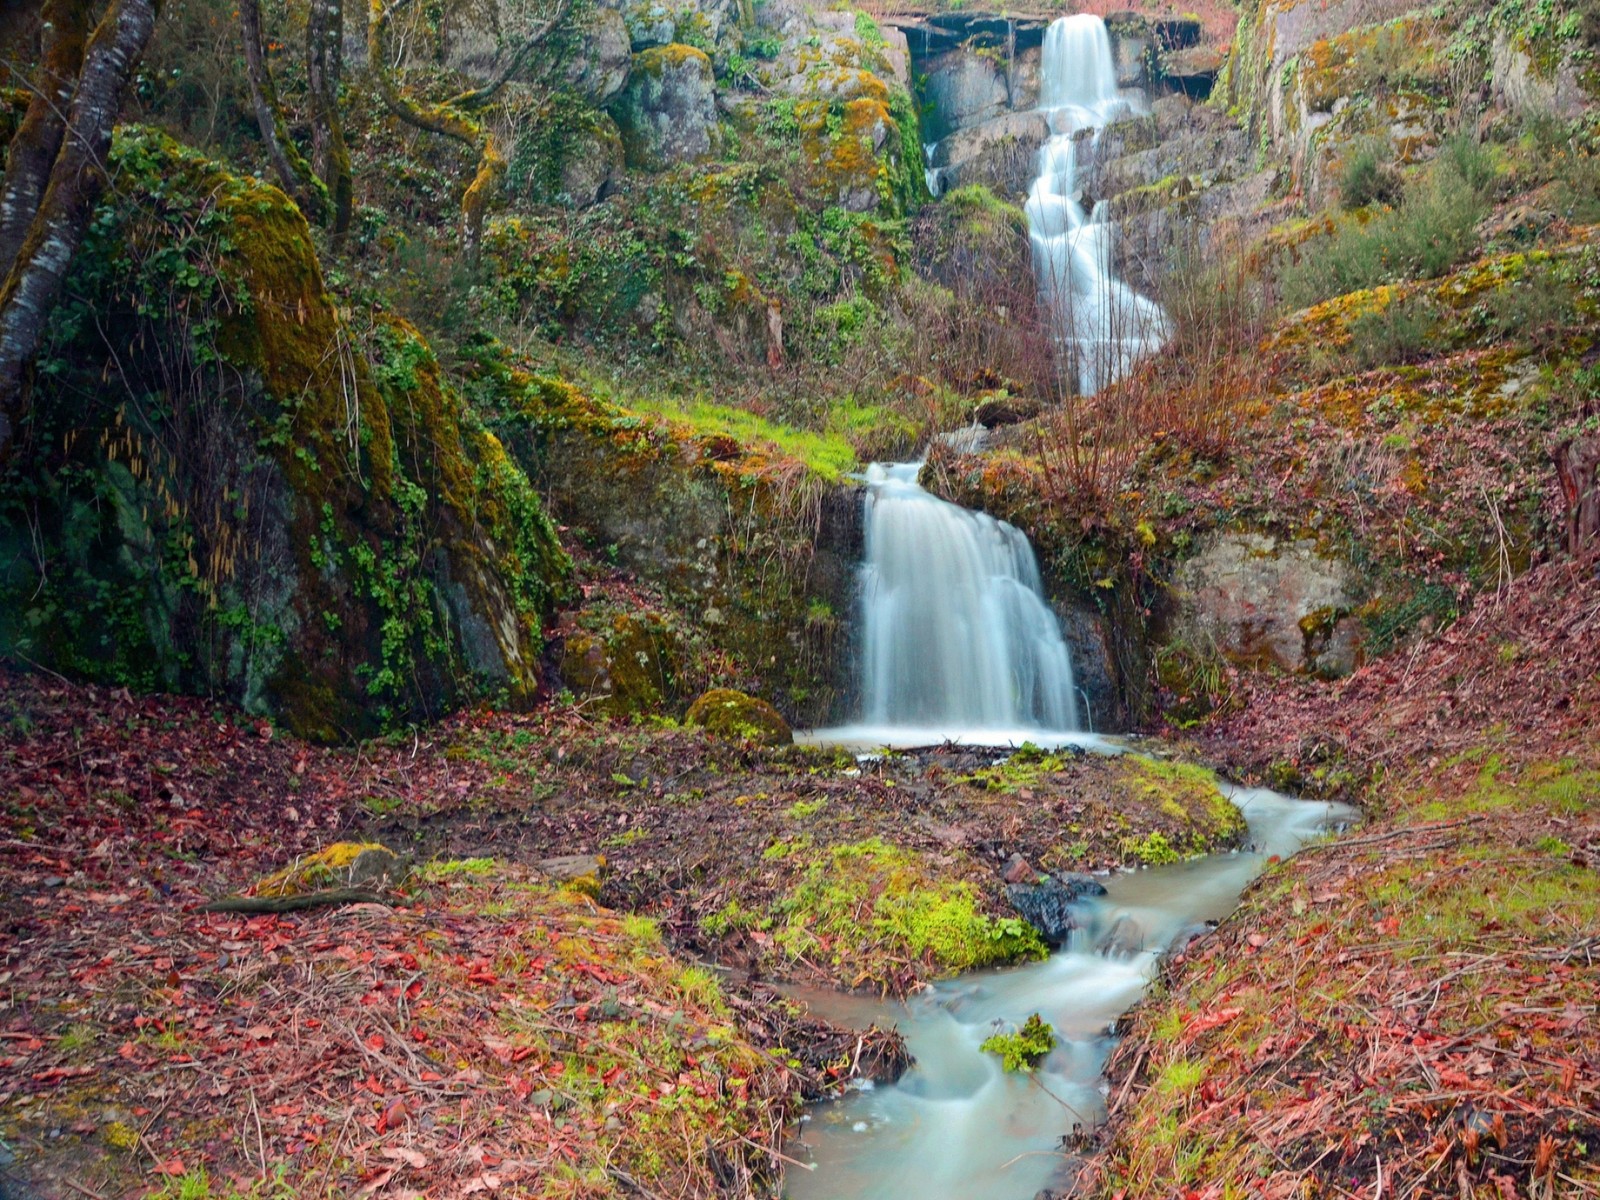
1280;153;1493;310
1346;293;1441;368
1338;140;1402;210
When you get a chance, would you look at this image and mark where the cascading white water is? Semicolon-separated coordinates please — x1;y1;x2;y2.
1027;14;1169;394
803;462;1090;749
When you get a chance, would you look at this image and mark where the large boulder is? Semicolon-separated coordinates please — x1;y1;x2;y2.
932;110;1050;200
567;7;632;102
611;44;718;169
1172;532;1364;678
517;108;624;207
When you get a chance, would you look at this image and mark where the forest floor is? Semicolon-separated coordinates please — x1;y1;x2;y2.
1079;547;1600;1198
0;664;1236;1199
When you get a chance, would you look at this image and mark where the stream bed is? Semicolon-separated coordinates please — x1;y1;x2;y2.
783;784;1355;1199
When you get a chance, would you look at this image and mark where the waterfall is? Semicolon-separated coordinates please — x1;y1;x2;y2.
807;462;1080;746
1026;14;1169;394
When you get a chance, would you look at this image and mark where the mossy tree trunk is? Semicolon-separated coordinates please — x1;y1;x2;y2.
0;0;161;455
239;0;329;224
369;0;571;260
306;0;354;246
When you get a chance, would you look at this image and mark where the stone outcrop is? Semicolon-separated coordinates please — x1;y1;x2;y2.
611;44;718;169
930;110;1049;198
1172;533;1364;678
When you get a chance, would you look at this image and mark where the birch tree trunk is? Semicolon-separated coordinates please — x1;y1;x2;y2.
0;0;162;455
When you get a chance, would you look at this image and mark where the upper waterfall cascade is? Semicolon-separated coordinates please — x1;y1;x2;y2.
1027;14;1170;394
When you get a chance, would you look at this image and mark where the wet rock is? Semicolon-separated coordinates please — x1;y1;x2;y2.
610;44;718;170
1167;920;1216;958
1055;871;1108;899
1007;876;1094;946
1097;914;1145;960
686;688;793;746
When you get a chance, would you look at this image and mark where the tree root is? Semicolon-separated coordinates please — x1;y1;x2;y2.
199;888;389;914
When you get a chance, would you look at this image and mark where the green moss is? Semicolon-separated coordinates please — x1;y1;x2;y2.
0;128;569;737
980;1013;1056;1071
774;838;1047;985
686;688;792;745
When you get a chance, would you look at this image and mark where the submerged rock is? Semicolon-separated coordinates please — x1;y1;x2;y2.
1006;872;1105;946
686;688;793;746
1097;913;1146;960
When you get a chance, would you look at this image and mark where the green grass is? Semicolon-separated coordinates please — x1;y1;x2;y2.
622;395;861;481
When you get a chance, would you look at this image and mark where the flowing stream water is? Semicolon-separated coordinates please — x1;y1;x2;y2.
784;786;1354;1199
1026;14;1170;393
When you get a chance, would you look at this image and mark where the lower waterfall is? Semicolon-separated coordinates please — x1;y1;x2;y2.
804;462;1089;749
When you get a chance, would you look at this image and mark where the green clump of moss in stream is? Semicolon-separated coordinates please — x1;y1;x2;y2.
981;1013;1057;1072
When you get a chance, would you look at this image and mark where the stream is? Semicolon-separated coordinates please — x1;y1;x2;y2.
784;784;1354;1199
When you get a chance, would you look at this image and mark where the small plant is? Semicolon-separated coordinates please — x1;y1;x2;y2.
981;1013;1056;1071
1339;140;1402;210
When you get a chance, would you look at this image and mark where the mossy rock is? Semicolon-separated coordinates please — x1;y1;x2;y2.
0;128;571;738
255;842;400;897
559;612;683;716
686;688;792;745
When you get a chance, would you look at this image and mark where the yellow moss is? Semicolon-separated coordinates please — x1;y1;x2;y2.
256;842;394;897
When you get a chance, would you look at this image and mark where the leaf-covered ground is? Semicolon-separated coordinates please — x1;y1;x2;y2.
1077;549;1600;1198
0;669;1242;1198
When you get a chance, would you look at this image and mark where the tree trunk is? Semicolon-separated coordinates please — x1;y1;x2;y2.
0;0;161;454
239;0;327;222
0;0;90;279
1555;428;1600;554
306;0;352;245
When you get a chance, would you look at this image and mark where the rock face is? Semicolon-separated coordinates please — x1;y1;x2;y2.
686;688;794;745
931;110;1050;199
0;132;571;740
1172;533;1364;678
1493;29;1593;119
1221;0;1452;203
922;50;1011;138
611;44;718;169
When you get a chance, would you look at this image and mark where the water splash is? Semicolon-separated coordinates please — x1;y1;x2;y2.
1027;14;1169;394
